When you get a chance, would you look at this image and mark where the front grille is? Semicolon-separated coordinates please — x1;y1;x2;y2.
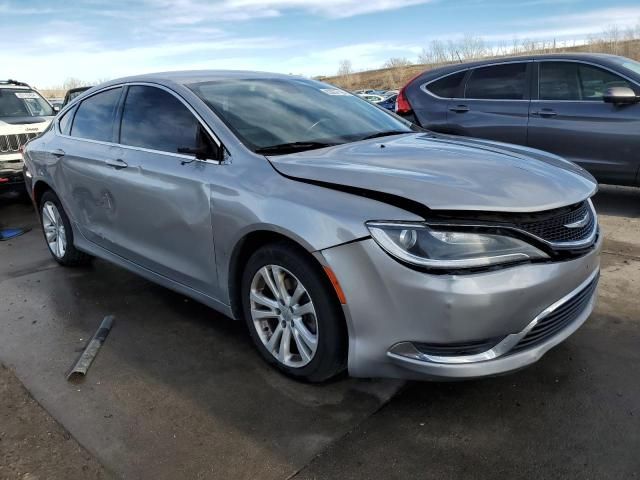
0;132;38;154
509;274;599;354
516;201;595;245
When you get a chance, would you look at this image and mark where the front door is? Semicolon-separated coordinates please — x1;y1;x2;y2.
104;85;220;294
527;60;640;186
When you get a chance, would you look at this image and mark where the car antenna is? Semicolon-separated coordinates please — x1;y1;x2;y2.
455;51;463;63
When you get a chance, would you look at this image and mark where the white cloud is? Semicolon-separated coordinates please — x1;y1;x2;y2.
144;0;434;21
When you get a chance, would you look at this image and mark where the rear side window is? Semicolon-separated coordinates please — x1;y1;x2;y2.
426;71;466;98
71;88;122;142
465;63;527;100
539;62;635;101
119;86;199;154
58;107;75;135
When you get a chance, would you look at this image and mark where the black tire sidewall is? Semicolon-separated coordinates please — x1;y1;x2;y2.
241;242;347;382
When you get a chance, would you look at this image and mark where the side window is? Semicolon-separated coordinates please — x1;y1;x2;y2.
539;62;580;101
426;71;466;98
465;63;527;100
70;88;122;142
577;64;634;100
58;106;75;135
120;86;200;154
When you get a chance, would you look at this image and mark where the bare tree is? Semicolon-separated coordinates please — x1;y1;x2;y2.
383;57;412;69
337;59;353;77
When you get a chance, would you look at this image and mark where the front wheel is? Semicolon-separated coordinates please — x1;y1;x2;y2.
241;242;347;382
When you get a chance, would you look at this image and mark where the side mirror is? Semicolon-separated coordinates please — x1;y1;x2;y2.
177;126;223;163
603;86;639;105
53;105;60;113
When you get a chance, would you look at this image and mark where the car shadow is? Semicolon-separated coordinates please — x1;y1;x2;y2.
592;184;640;218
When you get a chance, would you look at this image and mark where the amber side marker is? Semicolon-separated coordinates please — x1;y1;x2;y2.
323;266;347;304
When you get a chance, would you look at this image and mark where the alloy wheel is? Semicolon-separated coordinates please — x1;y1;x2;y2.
249;264;319;368
42;201;67;259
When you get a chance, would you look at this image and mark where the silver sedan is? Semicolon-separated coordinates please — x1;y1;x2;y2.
23;71;601;381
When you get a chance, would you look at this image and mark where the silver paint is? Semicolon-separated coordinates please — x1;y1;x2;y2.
23;71;601;380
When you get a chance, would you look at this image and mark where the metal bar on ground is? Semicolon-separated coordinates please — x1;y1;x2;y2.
66;315;114;380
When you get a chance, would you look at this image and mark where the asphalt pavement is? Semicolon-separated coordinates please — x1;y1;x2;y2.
0;185;638;479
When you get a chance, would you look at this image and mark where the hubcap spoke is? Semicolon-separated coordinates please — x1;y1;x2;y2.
292;301;314;317
278;326;292;363
265;323;283;352
292;328;312;363
292;317;317;350
272;266;291;305
250;290;279;310
259;266;281;302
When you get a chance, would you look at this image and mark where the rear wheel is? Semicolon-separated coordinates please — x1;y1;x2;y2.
39;191;92;266
241;242;347;382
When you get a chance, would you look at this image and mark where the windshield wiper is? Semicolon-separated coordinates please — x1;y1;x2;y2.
358;130;412;141
255;141;339;155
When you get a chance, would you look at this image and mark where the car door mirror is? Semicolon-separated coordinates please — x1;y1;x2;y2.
177;127;223;162
602;86;639;105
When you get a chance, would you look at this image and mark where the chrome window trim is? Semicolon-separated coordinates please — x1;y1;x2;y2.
535;58;640;102
54;81;225;165
388;267;599;365
421;60;532;102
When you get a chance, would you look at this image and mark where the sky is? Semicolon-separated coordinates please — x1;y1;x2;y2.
2;0;640;88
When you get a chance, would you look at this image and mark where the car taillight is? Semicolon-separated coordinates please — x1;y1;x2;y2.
396;70;424;115
395;87;413;114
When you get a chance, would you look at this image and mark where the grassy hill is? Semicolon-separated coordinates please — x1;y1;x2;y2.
321;38;640;91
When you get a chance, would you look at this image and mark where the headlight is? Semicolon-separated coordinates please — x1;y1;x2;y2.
366;222;548;269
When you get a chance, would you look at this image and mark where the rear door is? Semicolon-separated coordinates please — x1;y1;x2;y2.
55;86;125;243
447;62;531;145
527;60;640;186
105;84;220;294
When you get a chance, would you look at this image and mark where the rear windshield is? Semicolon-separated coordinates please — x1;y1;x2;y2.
187;78;412;152
0;88;54;118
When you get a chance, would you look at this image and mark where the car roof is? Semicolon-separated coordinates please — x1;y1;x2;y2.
410;52;639;84
100;70;304;88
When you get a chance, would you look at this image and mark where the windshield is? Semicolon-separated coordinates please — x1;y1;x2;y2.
0;88;54;118
188;78;413;153
611;57;640;77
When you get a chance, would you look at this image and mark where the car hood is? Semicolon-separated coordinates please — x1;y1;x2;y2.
267;133;597;213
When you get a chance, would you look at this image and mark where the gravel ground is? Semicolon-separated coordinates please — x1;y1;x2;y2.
0;363;111;480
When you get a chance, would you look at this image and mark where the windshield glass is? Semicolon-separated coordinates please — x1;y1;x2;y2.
188;78;413;153
611;57;640;77
0;88;54;118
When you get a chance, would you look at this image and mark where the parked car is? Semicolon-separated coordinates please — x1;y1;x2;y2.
24;71;600;382
358;93;385;103
376;93;397;111
62;86;92;107
0;80;55;194
397;53;640;187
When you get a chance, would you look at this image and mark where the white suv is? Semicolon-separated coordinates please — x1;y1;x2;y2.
1;80;55;194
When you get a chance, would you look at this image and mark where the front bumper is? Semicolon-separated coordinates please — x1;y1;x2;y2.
321;235;601;380
0;157;26;193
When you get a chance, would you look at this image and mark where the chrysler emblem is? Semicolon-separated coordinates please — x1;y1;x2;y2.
564;213;590;229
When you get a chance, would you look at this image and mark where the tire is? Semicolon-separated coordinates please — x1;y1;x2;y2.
39;190;92;267
241;241;347;382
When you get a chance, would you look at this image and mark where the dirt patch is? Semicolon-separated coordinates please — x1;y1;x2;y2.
0;364;111;480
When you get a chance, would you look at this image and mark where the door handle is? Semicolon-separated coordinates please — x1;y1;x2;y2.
531;109;557;118
449;105;469;113
105;158;128;169
51;149;65;158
